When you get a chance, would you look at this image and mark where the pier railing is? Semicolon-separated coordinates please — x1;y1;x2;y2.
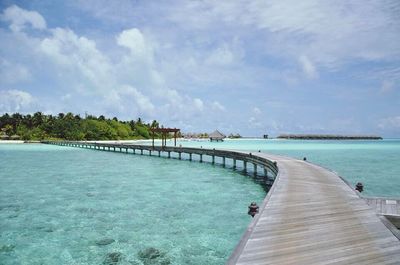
42;140;278;182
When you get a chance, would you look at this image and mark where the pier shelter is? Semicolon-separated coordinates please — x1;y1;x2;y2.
150;127;180;148
209;130;225;142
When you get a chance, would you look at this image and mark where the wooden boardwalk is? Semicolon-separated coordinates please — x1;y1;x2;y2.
228;153;400;264
42;141;400;264
364;197;400;229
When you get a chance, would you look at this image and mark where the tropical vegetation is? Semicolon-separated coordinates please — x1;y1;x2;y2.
0;112;165;141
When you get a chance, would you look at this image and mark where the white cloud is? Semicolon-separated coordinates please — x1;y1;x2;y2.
168;1;400;67
0;89;35;112
205;45;235;66
212;101;225;111
119;85;155;115
379;116;400;129
380;80;395;94
253;107;262;115
0;59;31;84
299;55;318;79
117;28;150;60
1;5;46;32
248;116;263;128
39;27;119;104
193;98;204;111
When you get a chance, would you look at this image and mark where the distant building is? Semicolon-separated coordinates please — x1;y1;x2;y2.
263;134;268;139
209;130;226;142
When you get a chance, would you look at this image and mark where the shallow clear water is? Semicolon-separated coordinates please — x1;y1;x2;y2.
0;144;265;265
179;138;400;197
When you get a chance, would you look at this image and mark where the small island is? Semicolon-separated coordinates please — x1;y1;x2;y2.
277;134;383;140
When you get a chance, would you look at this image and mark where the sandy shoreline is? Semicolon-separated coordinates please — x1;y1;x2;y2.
0;138;270;145
0;140;25;144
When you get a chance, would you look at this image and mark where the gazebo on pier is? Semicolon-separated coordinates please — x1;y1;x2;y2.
209;130;226;142
150;127;180;148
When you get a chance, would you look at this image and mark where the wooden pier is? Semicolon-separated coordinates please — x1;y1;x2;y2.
364;197;400;230
42;141;400;264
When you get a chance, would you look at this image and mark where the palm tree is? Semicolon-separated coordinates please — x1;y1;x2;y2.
32;112;44;127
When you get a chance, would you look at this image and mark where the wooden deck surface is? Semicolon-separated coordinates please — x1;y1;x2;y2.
229;153;400;265
364;197;400;230
364;197;400;217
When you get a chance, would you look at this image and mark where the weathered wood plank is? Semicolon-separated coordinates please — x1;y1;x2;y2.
230;152;400;264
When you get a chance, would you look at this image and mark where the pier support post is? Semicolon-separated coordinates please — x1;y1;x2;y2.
233;159;236;169
141;149;143;155
168;152;171;158
126;148;128;153
133;149;135;154
253;163;257;176
178;152;181;160
223;157;226;167
189;153;192;161
158;151;161;157
264;167;268;178
200;154;203;163
212;155;215;164
243;161;247;172
113;147;115;152
149;150;152;156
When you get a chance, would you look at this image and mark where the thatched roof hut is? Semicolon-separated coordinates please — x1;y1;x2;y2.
10;134;20;140
209;130;226;142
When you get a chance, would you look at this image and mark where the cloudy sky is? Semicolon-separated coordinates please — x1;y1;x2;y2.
0;0;399;136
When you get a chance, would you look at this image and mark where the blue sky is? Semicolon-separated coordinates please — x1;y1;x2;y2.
0;0;399;137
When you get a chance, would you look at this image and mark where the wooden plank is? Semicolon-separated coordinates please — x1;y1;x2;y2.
230;152;400;264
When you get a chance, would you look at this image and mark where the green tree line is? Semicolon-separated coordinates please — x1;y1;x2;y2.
0;112;165;141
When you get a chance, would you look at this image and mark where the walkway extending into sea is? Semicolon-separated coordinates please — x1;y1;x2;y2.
42;141;400;264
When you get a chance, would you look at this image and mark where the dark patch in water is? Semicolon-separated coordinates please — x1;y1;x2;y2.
8;213;19;218
0;244;15;253
36;225;55;233
0;204;21;211
103;252;122;264
96;238;115;246
138;247;171;265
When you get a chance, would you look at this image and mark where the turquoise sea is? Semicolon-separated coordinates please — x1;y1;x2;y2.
1;139;400;264
179;138;400;198
0;144;264;264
